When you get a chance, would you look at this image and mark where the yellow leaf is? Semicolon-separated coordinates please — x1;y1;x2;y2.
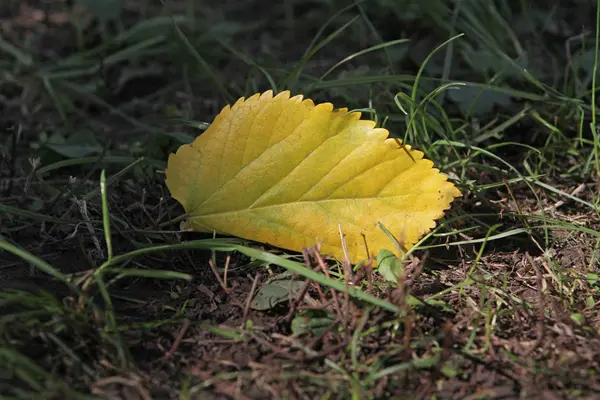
165;90;460;264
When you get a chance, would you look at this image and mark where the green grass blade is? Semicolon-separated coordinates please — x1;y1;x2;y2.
171;18;233;103
100;170;113;261
108;268;192;280
0;37;33;66
0;204;84;225
319;38;409;81
282;14;361;90
228;245;419;312
0;239;72;286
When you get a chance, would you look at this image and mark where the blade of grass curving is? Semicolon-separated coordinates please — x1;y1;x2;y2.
93;239;244;276
411;34;464;104
406;34;464;141
284;0;364;89
529;109;569;142
486;141;542;154
42;77;68;121
533;180;596;210
282;15;361;90
377;221;408;255
530;222;600;239
40;36;167;82
357;5;396;72
431;226;478;238
447;0;561;99
36;158;148;232
82;157;146;202
0;203;83;225
438;0;462;106
58;81;163;134
0;239;72;285
472;106;530;144
474;174;545;191
398;82;465;146
311;75;557;103
0;37;33;67
446;212;600;252
309;74;415;92
40;65;100;80
300;0;364;57
409;212;600;256
0;347;53;390
319;39;409;81
171;18;233;103
35;156;166;177
115;16;189;44
415;228;529;250
406;92;462;149
228;245;418;312
103;36;166;66
94;239;412;312
46;333;95;376
216;38;278;92
45;16;188;71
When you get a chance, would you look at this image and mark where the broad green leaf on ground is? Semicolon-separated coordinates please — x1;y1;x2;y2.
43;129;103;158
165;90;460;264
250;279;305;310
377;249;404;283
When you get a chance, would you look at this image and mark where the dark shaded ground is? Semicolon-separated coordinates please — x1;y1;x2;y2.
2;0;600;399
